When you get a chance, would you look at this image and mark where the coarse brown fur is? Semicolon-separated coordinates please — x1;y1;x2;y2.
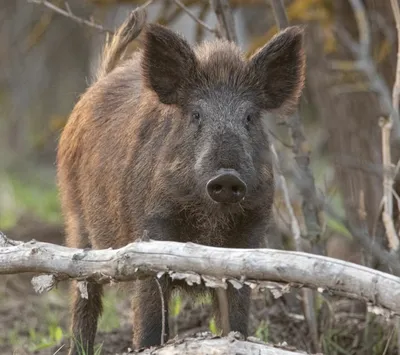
96;8;146;81
57;9;306;355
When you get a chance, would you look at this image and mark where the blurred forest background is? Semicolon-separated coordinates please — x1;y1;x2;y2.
2;0;400;354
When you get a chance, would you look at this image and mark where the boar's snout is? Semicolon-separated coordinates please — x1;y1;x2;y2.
206;169;247;204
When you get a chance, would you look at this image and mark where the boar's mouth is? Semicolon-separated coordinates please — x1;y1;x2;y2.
205;169;247;204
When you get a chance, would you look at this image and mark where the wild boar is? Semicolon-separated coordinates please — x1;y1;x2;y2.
57;7;305;355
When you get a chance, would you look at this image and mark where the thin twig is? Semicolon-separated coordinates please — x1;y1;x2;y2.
154;0;184;26
173;0;217;35
52;344;65;355
348;0;370;57
270;143;302;251
209;0;237;42
268;0;322;247
281;162;400;277
350;0;399;252
324;204;400;276
195;2;211;43
330;0;400;258
337;0;400;134
391;0;400;207
268;129;293;149
268;0;288;28
341;0;400;252
155;277;166;346
27;0;114;34
285;159;400;276
216;288;230;335
380;116;399;251
388;1;400;352
268;1;322;352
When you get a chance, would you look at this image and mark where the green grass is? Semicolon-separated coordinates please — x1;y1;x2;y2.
255;320;269;342
0;298;67;352
67;290;121;355
170;292;183;318
0;290;114;353
169;291;217;336
98;290;120;332
0;174;61;229
318;302;398;355
27;322;64;351
209;317;219;335
72;334;103;355
194;293;213;306
4;324;21;348
16;289;115;354
27;296;66;351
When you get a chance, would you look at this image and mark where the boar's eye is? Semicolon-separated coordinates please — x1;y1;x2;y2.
245;114;252;128
191;111;201;124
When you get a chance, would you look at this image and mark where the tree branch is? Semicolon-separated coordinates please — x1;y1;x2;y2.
216;288;231;335
271;143;302;251
332;0;400;253
281;162;400;276
387;0;400;351
268;0;289;28
209;0;237;42
173;0;217;35
389;0;400;252
155;277;166;345
27;0;115;34
27;0;153;35
268;0;322;248
391;0;400;128
2;233;400;316
267;1;322;352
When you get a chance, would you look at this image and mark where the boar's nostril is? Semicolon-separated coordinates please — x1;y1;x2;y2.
206;172;247;204
213;184;223;194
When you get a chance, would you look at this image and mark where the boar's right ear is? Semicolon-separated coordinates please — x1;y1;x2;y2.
141;24;197;105
248;26;306;115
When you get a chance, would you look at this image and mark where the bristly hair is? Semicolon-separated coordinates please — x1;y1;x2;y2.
247;26;306;116
185;27;305;115
139;22;305;115
193;39;250;92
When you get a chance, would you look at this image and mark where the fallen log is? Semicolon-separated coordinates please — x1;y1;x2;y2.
125;331;319;355
0;232;399;316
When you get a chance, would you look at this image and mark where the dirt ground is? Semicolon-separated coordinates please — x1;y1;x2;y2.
1;217;399;355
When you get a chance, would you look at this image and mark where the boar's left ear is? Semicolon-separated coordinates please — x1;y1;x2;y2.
141;23;197;105
248;26;306;114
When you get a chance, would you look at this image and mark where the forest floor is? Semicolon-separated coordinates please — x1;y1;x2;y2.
0;216;399;355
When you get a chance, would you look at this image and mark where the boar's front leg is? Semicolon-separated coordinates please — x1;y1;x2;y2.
213;284;251;337
228;285;251;336
132;216;174;349
213;219;268;337
132;276;171;349
69;281;103;355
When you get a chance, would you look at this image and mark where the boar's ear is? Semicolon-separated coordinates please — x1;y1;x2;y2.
248;26;305;114
141;23;197;105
